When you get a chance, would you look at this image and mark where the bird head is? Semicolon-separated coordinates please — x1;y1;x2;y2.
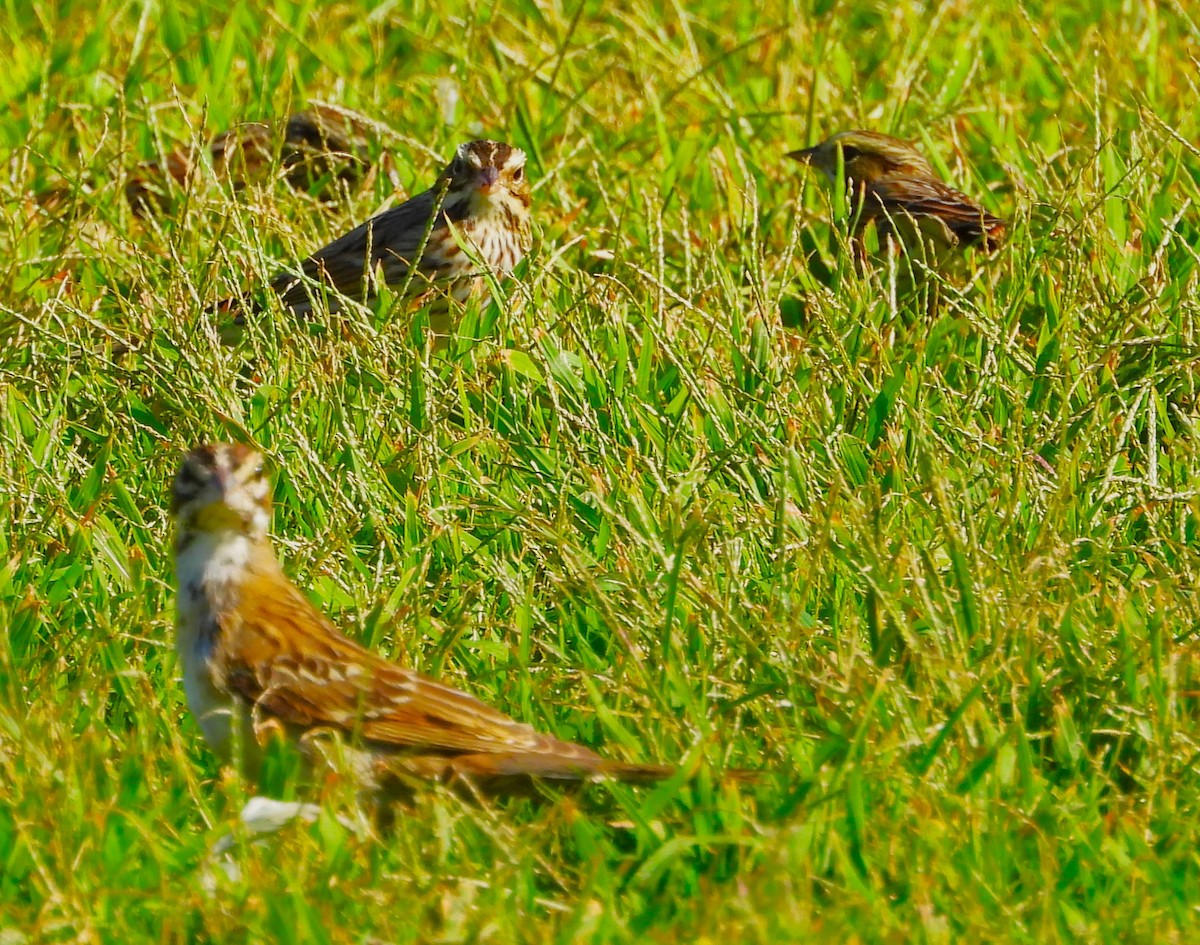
171;443;272;539
787;130;936;186
440;139;531;212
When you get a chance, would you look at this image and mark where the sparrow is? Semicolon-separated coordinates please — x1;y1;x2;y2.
224;139;532;325
170;443;688;799
126;107;373;216
787;130;1006;262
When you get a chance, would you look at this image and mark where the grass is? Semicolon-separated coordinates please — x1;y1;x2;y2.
3;0;1200;940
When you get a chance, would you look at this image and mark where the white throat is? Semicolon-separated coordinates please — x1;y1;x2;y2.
175;528;256;625
174;525;260;767
469;189;516;220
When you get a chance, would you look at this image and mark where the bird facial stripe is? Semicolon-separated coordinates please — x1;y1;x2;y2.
176;462;205;492
185;444;219;471
172;455;213;513
458;140;524;170
487;142;509;167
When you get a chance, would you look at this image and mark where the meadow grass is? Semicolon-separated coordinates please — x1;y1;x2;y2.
3;0;1200;941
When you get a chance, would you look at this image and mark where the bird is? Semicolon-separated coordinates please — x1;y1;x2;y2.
786;130;1005;263
222;139;532;328
125;107;374;216
170;443;695;801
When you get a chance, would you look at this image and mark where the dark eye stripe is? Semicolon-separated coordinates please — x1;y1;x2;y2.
171;463;207;513
176;464;205;490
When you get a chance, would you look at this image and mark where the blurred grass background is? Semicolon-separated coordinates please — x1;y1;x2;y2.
3;0;1200;941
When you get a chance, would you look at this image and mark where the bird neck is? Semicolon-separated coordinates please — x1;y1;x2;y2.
466;188;526;228
174;523;275;647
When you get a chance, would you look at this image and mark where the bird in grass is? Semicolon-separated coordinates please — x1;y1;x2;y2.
786;130;1005;264
125;107;374;216
222;139;531;327
170;443;700;800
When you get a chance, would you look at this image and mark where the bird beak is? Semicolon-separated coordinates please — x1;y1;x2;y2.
785;147;816;164
477;166;499;193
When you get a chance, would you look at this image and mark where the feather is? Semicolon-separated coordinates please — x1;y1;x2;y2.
865;175;1005;252
172;443;755;796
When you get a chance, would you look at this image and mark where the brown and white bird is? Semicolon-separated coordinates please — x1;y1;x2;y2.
170;443;681;798
126;107;374;216
787;130;1005;262
226;139;531;324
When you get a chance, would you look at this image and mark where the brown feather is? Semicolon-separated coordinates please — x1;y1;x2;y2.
214;554;595;764
789;130;1006;264
865;175;1005;252
126;108;372;217
171;444;755;797
255;139;532;320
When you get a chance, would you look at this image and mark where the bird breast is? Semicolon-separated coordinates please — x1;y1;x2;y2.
460;192;531;272
174;528;257;766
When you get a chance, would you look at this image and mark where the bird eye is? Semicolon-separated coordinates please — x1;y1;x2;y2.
839;146;861;162
512;165;524;181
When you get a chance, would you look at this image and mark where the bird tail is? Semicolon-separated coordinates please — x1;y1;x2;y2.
599;760;762;784
433;752;760;786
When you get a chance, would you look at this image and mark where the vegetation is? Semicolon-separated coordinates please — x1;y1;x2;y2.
3;0;1199;941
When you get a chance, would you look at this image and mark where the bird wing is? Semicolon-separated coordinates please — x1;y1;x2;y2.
216;566;600;762
269;186;447;309
866;175;1005;251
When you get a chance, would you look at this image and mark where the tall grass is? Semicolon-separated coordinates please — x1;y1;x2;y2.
2;0;1199;941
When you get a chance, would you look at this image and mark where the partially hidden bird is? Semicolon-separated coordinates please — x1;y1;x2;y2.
170;443;720;800
126;107;374;216
787;130;1005;263
221;139;531;328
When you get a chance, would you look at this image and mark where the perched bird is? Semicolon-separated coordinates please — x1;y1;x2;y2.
170;443;686;799
126;107;374;216
225;139;532;325
787;130;1005;262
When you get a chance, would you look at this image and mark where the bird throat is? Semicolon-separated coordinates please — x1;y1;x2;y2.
173;523;260;767
175;525;258;646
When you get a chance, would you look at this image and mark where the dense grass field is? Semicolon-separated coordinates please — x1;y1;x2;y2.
4;0;1200;940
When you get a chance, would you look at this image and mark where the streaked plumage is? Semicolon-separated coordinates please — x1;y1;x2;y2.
248;139;532;321
126;107;373;216
170;443;678;796
787;130;1005;259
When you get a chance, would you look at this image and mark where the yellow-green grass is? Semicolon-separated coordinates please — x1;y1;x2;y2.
3;0;1199;941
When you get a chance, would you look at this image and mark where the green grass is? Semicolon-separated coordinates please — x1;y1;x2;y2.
3;0;1200;941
